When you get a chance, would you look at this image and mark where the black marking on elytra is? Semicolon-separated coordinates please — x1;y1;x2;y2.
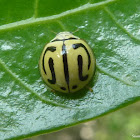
42;46;56;74
72;43;91;69
78;55;88;81
60;87;66;90
62;42;70;92
51;37;78;42
72;85;77;89
48;57;56;84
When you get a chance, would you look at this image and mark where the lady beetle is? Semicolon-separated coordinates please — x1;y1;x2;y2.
39;32;96;93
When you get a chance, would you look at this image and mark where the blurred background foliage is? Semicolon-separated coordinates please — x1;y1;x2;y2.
27;101;140;140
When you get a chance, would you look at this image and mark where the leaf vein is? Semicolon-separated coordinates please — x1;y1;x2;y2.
104;7;140;42
96;65;135;86
56;20;68;31
0;58;75;109
34;0;39;18
0;0;117;32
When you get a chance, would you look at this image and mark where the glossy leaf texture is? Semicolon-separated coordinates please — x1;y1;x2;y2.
0;0;140;139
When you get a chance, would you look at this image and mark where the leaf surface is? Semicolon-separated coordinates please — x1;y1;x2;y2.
0;0;140;139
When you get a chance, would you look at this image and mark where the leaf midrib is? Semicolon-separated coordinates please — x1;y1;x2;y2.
0;0;117;31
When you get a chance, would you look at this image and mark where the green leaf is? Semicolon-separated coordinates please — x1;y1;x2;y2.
0;0;140;139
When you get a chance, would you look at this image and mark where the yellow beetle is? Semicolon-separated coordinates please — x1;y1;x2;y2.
39;32;96;93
